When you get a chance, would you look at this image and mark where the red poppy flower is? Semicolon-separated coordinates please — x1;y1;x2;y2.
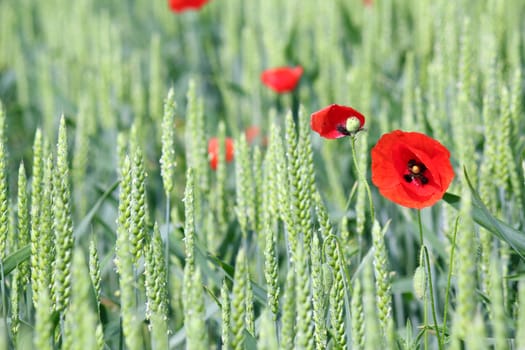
310;104;365;139
168;0;209;13
371;130;454;209
261;66;303;93
363;0;373;6
208;137;234;170
245;126;260;144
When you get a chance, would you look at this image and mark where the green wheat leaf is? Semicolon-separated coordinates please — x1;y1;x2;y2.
0;180;122;281
0;245;30;278
202;246;267;305
443;169;525;258
74;180;120;240
243;329;257;350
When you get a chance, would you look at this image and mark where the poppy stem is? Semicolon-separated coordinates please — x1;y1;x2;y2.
417;210;444;350
350;136;375;225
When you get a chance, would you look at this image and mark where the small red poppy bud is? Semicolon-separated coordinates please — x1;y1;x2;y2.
310;104;365;139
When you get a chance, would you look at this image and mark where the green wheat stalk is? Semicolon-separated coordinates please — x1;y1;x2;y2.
371;220;395;348
159;87;176;286
311;234;327;349
234;134;253;236
62;249;98;350
183;265;208;349
16;162;30;292
221;280;231;349
144;223;169;350
263;121;281;227
231;247;248;350
281;266;296;350
88;238;101;312
33;287;53;350
355;132;369;237
184;80;208;226
0;102;8;258
183;168;196;269
10;268;19;340
52;116;74;316
282;111;301;258
115;155;141;350
263;222;279;320
489;257;508;350
88;238;105;350
351;277;365;350
326;237;347;349
129;146;148;264
36;154;55;310
214;122;228;235
452;182;477;341
258;310;279;350
245;272;255;336
30;129;44;307
296;106;317;250
363;258;380;350
464;312;488;349
294;237;314;350
516;280;525;349
252;146;264;241
160;87;177;197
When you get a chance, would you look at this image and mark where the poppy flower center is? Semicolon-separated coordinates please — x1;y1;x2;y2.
403;159;429;185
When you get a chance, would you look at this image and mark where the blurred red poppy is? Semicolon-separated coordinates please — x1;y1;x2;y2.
245;126;260;144
261;66;303;93
168;0;209;12
310;104;365;139
371;130;454;209
363;0;373;6
208;137;234;170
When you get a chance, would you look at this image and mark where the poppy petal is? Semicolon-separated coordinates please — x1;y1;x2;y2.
169;0;209;12
261;66;303;93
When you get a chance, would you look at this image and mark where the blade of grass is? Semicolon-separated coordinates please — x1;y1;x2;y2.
74;179;120;240
0;245;30;279
442;169;525;259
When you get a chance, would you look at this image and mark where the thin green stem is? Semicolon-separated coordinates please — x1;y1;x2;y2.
417;209;424;244
442;217;459;341
350;136;375;225
417;210;444;350
0;263;7;336
165;195;170;289
423;290;428;350
418;211;428;350
423;247;443;350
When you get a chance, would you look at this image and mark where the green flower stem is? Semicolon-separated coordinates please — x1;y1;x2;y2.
423;285;428;350
442;217;459;339
350;136;375;227
417;209;443;350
